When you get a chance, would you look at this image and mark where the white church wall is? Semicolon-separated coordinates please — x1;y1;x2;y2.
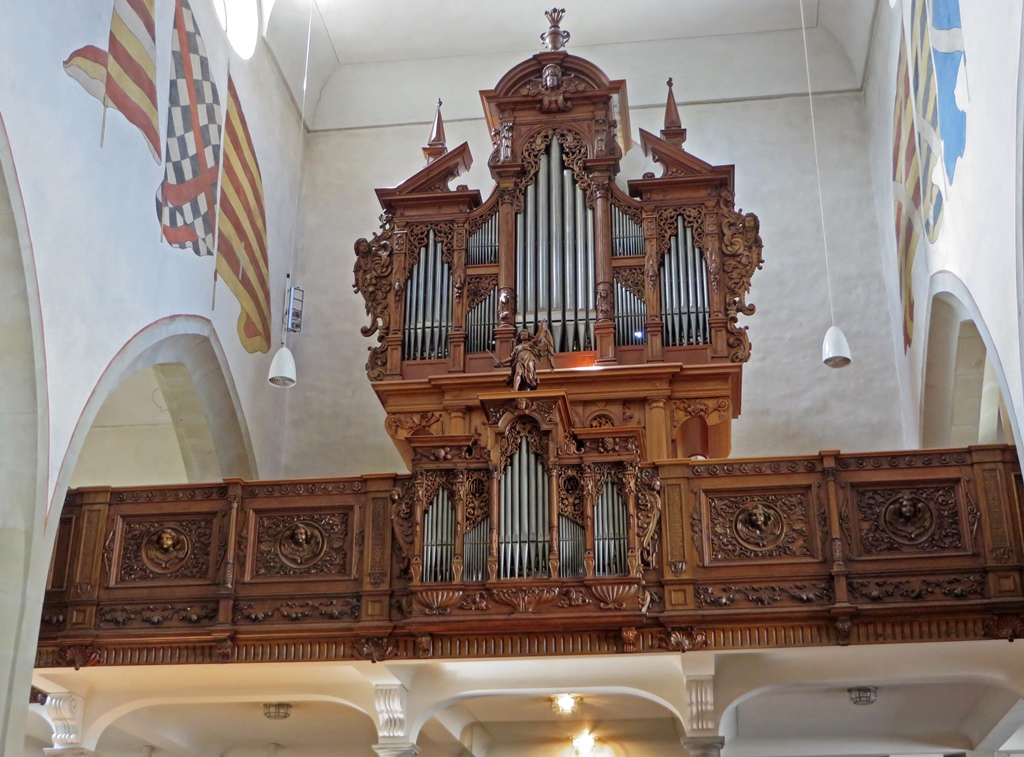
862;1;1024;450
287;88;902;478
0;0;303;509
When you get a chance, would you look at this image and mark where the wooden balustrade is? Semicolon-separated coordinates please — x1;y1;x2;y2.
37;445;1023;668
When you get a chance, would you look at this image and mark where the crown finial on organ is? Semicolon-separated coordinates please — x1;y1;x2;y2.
541;8;570;51
422;98;448;164
661;77;687;148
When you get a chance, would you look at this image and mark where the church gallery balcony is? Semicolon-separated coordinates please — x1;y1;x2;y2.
38;442;1024;668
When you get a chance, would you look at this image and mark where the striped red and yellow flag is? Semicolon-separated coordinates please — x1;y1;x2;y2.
892;27;922;352
64;0;160;162
216;76;271;354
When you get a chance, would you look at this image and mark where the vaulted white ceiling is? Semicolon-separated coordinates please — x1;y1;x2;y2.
262;0;877;131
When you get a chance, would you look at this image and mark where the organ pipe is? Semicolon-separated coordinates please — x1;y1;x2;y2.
558;515;585;577
466;288;497;353
463;517;489;582
499;437;550;579
594;478;627;576
423;489;455;582
660;217;710;347
467;213;499;265
403;229;453;360
614;280;646;346
611;205;643;256
515;138;595;352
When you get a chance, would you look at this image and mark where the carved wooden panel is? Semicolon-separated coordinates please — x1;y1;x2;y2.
251;510;352;578
851;483;975;558
112;515;218;585
694;489;819;564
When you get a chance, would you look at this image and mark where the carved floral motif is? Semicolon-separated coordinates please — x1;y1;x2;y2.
661;627;708;652
705;492;812;561
255;513;349;576
514;128;591;213
118;518;214;582
353;214;396;381
98;604;218;627
848;575;985;603
490;587;560;613
386;412;442;438
695;582;833;607
855;486;963;554
466;275;498;312
718;191;763;362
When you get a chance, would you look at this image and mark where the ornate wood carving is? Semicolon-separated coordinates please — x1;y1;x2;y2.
370;497;389;587
233;597;360;623
661;627;708;653
855;485;965;554
98;604;218;628
705;492;814;561
254;512;350;577
465;274;498;312
498;417;546;472
490;587;560;613
353;214;396;381
386;412;442;438
514;128;591;213
117;518;214;582
848;575;985;603
695;582;833;608
636;468;662;569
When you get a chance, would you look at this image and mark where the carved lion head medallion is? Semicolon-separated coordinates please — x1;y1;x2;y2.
733;501;785;551
277;520;327;568
141;526;191;573
881;494;935;545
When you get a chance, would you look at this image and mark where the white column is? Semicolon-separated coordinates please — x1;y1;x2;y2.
682;735;725;757
371;745;420;757
39;691;97;756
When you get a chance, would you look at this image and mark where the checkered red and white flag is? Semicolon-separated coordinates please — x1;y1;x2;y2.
155;0;222;257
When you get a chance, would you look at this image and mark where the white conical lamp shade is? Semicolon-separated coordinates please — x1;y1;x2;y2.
268;346;297;387
822;325;851;368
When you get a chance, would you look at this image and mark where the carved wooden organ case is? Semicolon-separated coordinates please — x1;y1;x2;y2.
353;20;765;623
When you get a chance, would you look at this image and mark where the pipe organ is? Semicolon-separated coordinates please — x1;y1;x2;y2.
36;12;1024;669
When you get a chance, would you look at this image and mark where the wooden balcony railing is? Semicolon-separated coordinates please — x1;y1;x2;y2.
37;445;1023;668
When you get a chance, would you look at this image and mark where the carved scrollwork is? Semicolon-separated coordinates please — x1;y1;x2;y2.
413;589;464;615
848;574;985;603
636;468;662;570
498;417;546;472
98;603;218;628
557;587;591;607
673;398;730;425
706;492;812;561
353;213;395;340
696;581;833;607
60;645;100;671
984;615;1024;642
406;222;455;268
464;472;491;531
233;598;361;624
466;274;498;312
556;465;585;526
613;267;646;301
385;412;442;438
459;591;490;611
590;582;638;610
855;486;963;554
719;191;763;363
515;128;591;213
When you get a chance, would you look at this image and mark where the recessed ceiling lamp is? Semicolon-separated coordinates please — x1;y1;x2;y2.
848;686;878;705
262;702;292;720
798;1;851;368
551;693;581;714
573;730;596;756
268;0;316;387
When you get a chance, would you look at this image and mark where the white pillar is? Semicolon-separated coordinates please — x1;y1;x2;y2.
373;683;418;757
683;735;725;757
372;745;420;757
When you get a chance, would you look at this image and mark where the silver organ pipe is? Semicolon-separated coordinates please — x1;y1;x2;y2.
467;213;499;265
611;205;644;256
403;229;453;360
466;288;497;353
558;515;585;578
499;437;550;579
594;478;627;576
463;516;489;582
660;216;710;347
422;489;455;583
515;138;595;352
614;280;646;346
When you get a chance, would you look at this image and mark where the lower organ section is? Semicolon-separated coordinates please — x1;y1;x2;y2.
39;410;1024;666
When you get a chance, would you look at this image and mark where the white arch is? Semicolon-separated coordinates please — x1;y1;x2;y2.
0;111;49;757
83;693;373;751
49;314;258;522
407;685;685;744
918;271;1023;450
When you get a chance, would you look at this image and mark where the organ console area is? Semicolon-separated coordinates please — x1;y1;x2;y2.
36;12;1024;670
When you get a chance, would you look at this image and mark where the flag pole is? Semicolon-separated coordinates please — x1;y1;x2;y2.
99;101;108;148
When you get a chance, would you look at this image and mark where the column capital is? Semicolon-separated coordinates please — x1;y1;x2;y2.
372;744;420;757
44;750;97;757
41;691;85;750
683;735;725;757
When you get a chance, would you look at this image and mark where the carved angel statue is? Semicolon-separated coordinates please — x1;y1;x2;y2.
503;321;555;391
143;527;189;572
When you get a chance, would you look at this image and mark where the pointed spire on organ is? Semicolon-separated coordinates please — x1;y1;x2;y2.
422;98;448;164
661;78;687;148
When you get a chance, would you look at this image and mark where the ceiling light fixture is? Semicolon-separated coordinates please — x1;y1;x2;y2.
798;1;851;368
269;0;316;387
551;693;581;714
573;730;596;756
262;702;292;720
848;686;878;705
